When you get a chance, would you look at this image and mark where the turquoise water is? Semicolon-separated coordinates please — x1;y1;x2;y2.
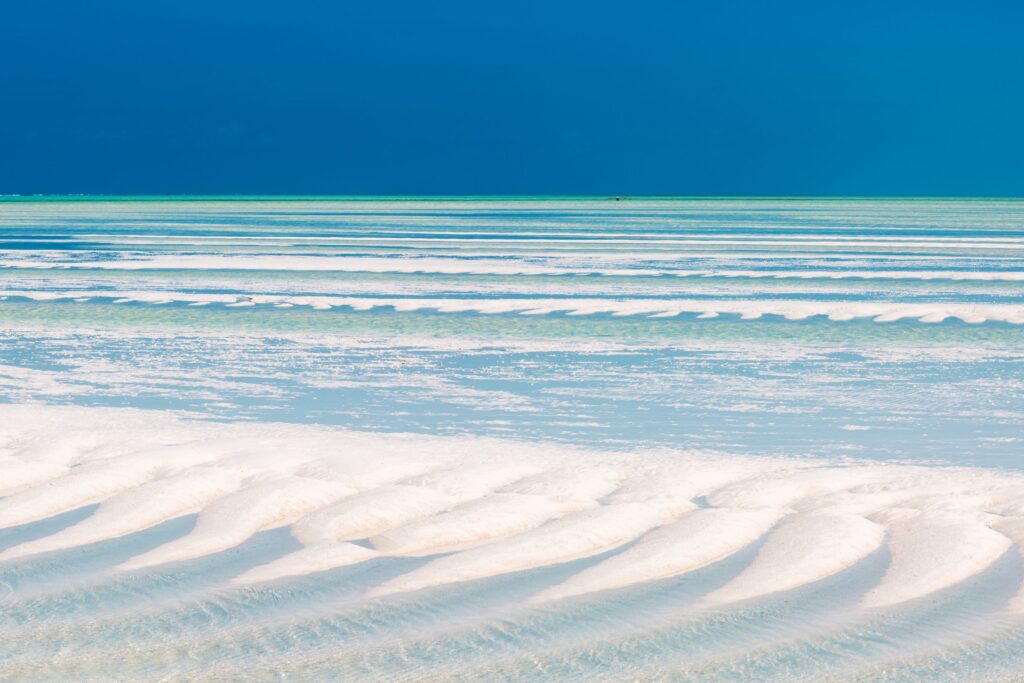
1;199;1023;680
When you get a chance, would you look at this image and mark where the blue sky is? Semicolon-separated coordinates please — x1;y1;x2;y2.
1;0;1022;196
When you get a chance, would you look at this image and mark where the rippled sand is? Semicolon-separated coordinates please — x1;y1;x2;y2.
1;198;1023;680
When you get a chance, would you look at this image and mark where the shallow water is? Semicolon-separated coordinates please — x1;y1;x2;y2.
1;198;1023;680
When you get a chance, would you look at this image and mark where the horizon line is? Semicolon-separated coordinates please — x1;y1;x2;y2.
2;194;1023;202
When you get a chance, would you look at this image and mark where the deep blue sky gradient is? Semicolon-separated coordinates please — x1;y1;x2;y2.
2;1;1022;195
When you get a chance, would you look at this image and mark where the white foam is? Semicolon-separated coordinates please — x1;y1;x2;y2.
707;269;1024;282
13;256;1024;282
5;289;1023;324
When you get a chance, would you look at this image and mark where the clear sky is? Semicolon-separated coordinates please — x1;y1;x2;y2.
2;1;1022;196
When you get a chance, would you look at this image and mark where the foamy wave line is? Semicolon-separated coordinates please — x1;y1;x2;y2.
0;404;1022;613
4;290;1024;324
61;230;1024;242
61;234;1024;248
710;269;1024;281
4;255;1024;282
1;256;660;277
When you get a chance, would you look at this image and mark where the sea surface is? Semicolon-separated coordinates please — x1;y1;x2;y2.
1;198;1023;681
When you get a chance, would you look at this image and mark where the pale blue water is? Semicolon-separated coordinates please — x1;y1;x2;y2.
1;199;1023;681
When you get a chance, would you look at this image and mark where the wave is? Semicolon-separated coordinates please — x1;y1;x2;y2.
5;255;1024;283
4;289;1024;323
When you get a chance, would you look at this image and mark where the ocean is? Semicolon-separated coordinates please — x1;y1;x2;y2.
1;198;1023;680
